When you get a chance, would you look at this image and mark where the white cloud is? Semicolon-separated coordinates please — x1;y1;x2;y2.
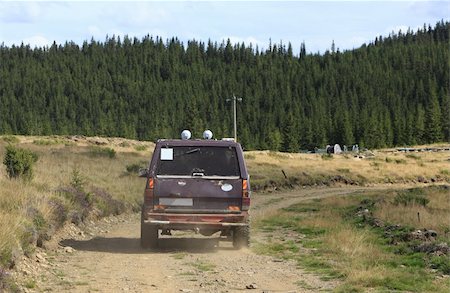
0;2;41;23
107;2;170;28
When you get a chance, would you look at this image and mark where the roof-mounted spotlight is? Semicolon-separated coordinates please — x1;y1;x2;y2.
203;130;213;140
181;130;192;140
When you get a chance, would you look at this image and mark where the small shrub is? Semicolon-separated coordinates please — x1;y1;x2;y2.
24;279;36;289
406;153;421;160
3;145;38;180
119;141;131;147
134;145;147;151
126;163;144;174
394;159;407;164
88;146;116;158
48;197;68;228
321;153;333;160
90;188;126;216
385;157;393;163
70;168;86;191
2;136;19;144
440;169;450;176
429;255;450;274
58;187;92;223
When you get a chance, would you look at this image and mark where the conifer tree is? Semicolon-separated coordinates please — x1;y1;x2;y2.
424;90;442;142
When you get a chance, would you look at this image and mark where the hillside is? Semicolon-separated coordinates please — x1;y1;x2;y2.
0;21;449;150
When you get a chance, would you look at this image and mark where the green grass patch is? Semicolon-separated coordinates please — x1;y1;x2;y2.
440;169;450;176
119;141;131;147
171;252;188;260
258;214;302;232
188;261;215;272
134;145;148;151
253;189;450;292
253;240;299;256
2;135;19;144
24;279;36;289
294;280;317;290
297;254;342;279
321;153;333;160
87;146;116;158
406;153;421;160
430;255;450;274
392;188;429;206
263;197;284;206
33;139;62;146
125;162;146;174
282;203;320;213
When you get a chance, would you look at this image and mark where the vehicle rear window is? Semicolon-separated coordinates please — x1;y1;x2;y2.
156;146;240;177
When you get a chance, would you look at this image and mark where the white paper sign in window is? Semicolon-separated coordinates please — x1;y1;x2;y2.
161;148;173;160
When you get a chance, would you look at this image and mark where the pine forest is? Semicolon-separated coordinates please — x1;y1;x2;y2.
0;21;448;151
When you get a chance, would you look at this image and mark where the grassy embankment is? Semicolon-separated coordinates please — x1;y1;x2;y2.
0;135;152;290
252;186;450;292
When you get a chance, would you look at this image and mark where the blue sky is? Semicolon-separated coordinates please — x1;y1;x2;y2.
0;1;448;54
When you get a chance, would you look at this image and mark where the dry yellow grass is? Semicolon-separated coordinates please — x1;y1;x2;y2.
245;147;450;189
0;135;153;266
374;188;450;233
0;212;22;263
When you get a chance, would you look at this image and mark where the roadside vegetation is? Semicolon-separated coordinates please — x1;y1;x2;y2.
0;135;449;291
0;135;153;291
253;186;450;292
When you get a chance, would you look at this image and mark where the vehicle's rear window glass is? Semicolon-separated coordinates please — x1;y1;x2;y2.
156;146;240;177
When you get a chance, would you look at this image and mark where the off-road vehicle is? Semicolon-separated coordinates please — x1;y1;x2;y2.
140;131;250;249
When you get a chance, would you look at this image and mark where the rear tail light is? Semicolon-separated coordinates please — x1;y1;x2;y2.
153;205;165;211
144;178;154;204
148;178;154;189
242;179;250;211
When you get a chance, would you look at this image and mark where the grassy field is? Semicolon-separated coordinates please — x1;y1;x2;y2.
253;186;450;292
0;135;449;291
245;147;450;190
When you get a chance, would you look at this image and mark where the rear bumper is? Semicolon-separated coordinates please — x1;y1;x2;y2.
143;211;249;229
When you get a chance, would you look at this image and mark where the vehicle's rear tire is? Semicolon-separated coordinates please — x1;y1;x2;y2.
141;222;158;249
233;225;250;249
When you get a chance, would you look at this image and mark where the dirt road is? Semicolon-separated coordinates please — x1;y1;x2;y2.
20;186;390;292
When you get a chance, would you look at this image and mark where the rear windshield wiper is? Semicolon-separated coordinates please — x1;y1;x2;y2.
184;148;200;155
